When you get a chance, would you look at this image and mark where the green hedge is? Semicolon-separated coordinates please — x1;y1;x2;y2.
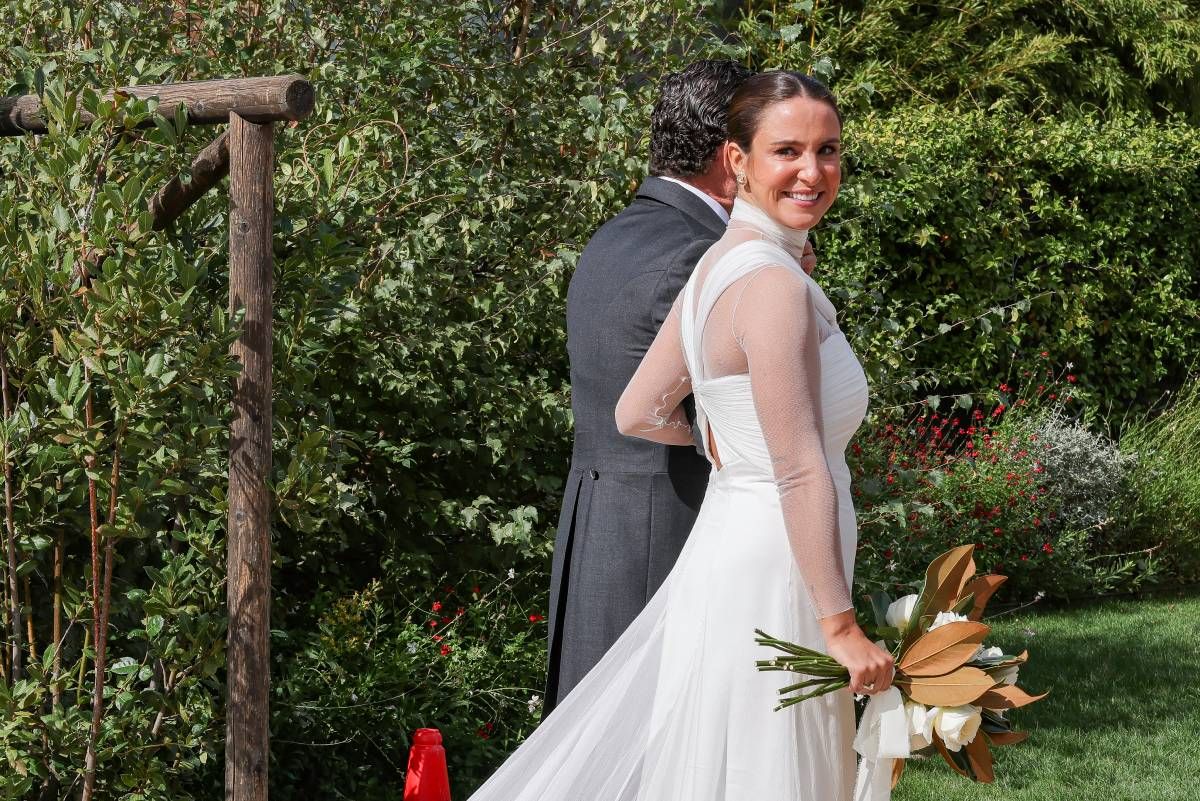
823;108;1200;419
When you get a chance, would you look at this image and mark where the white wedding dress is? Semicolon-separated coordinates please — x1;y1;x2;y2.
467;199;870;800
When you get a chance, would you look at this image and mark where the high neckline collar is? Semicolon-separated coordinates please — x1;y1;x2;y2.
727;198;809;262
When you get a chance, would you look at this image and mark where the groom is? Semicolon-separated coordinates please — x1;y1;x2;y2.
544;60;815;716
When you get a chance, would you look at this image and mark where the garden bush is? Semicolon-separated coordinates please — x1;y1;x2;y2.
824;107;1200;418
1111;381;1200;586
850;363;1193;607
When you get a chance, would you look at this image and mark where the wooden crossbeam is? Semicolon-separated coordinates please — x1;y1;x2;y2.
0;74;313;136
149;130;230;230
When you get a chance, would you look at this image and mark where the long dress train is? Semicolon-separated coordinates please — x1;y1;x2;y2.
467;198;871;800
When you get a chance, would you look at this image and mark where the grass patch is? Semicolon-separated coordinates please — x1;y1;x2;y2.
894;593;1200;801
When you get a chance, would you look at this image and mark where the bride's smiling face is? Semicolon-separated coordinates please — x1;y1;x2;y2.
728;96;842;231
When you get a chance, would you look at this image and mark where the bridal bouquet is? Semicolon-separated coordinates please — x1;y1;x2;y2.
756;544;1045;789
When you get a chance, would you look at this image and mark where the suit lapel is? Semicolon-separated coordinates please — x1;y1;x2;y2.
635;176;728;237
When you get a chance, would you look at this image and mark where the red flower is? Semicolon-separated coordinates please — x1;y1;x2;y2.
1020;554;1030;561
529;613;545;622
472;586;481;594
428;620;438;628
1067;374;1077;383
999;383;1010;392
1042;542;1054;554
433;634;443;642
992;527;1003;536
432;601;443;612
440;644;452;656
1040;351;1049;357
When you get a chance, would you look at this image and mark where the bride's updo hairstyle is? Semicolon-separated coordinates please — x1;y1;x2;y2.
727;71;842;151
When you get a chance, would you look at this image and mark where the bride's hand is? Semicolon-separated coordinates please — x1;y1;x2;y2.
820;614;894;695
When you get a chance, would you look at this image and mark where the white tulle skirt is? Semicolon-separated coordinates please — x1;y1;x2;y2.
466;464;859;800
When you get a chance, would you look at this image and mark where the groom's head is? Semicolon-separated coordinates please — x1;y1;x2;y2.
649;60;754;180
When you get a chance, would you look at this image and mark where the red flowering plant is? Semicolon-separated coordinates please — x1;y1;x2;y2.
272;567;550;797
851;355;1103;603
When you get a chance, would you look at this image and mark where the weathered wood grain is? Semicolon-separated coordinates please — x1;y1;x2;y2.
225;113;274;801
0;74;313;135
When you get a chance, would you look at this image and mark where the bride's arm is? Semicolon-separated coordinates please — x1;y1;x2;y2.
615;296;695;446
735;266;852;618
737;266;893;694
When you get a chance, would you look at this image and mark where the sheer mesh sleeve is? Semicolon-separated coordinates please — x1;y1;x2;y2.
732;266;853;619
614;297;694;447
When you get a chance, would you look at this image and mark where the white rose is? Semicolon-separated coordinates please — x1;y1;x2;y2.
933;704;983;752
905;700;937;750
929;611;969;631
973;644;1004;662
885;594;920;629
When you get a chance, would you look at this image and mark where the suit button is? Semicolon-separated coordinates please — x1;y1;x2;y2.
589;469;600;480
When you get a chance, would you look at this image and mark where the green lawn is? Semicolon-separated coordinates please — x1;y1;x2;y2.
893;593;1200;801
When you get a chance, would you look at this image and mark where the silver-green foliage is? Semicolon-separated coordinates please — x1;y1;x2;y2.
1031;409;1137;530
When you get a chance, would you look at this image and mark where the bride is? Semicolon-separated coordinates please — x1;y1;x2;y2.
467;71;894;801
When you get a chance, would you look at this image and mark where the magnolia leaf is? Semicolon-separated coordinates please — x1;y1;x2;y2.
899;621;990;676
895;665;994;706
986;730;1030;746
962;574;1008;621
977;683;1048;709
902;544;976;649
933;733;973;779
964;733;995;783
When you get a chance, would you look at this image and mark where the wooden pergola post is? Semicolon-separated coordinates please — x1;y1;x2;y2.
2;75;314;801
226;112;275;801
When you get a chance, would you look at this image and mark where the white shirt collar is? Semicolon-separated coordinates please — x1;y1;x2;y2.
658;176;730;224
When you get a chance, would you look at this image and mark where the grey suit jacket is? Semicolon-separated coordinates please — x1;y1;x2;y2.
543;177;724;715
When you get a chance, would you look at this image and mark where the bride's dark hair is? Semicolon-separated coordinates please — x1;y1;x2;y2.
727;72;841;151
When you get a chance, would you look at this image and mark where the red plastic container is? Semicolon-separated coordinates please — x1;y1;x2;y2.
403;728;452;801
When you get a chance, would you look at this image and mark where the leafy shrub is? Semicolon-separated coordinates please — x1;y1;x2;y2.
851;358;1165;604
1031;408;1137;530
271;570;549;800
1113;380;1200;585
825;108;1200;419
727;0;1200;120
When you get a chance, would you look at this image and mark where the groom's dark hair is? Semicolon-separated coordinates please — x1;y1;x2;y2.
649;59;754;178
